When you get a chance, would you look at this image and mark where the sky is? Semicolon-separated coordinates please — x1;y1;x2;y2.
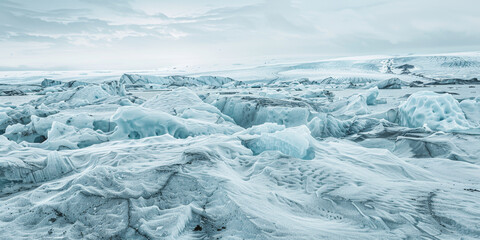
1;0;480;70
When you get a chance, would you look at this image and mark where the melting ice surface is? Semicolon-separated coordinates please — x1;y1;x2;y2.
1;53;480;239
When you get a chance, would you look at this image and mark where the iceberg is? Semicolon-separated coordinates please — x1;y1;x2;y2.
364;87;379;105
331;94;370;116
141;87;234;124
213;96;312;128
41;121;107;150
41;78;62;88
300;89;334;99
30;85;110;108
239;125;315;160
0;89;26;96
375;78;404;89
120;74;235;87
460;97;480;125
0;140;75;191
110;106;241;140
398;91;473;131
1;53;480;239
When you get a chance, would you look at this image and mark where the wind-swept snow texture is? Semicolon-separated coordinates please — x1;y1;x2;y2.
1;53;480;239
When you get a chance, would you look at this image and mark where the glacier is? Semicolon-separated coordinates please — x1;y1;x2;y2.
0;53;480;239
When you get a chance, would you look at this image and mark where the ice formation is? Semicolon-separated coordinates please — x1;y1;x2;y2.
374;78;404;89
41;78;62;87
331;94;371;116
363;87;379;105
239;125;315;159
398;91;473;131
1;54;480;239
110;106;241;139
212;96;312;127
120;74;235;87
460;97;480;125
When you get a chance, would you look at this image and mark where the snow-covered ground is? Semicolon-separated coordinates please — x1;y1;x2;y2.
0;53;480;239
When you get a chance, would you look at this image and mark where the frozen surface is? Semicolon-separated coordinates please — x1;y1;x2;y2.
0;53;480;239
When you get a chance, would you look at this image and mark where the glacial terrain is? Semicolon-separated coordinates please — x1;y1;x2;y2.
1;53;480;239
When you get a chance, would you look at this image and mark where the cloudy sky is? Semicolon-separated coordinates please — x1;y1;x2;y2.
1;0;480;70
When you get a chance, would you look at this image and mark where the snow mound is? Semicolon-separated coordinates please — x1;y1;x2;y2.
398;91;472;131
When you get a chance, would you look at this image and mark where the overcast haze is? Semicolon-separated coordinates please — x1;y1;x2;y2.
1;0;480;70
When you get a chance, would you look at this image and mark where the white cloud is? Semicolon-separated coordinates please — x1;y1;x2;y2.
1;0;479;70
